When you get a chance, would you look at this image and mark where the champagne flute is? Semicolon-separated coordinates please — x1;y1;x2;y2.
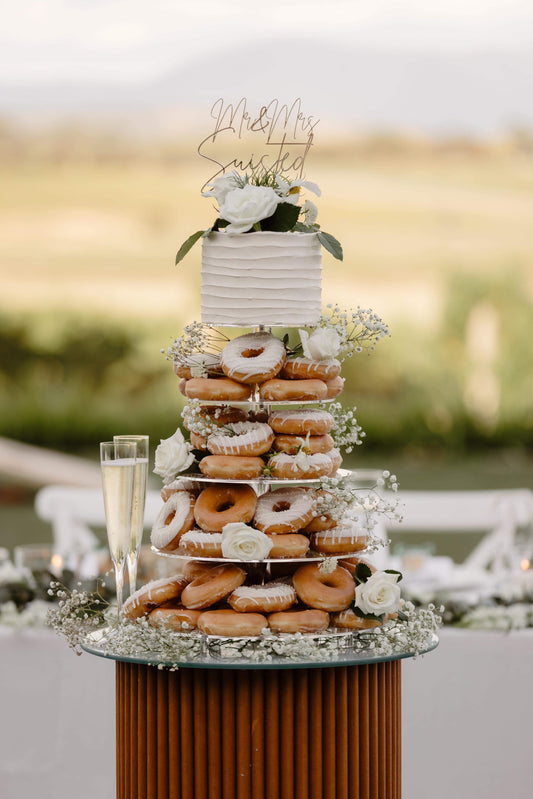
100;440;137;619
114;434;149;595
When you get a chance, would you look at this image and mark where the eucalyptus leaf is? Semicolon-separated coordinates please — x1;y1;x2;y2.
175;230;204;265
317;230;343;261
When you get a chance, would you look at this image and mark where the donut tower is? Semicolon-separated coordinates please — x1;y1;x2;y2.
123;175;389;644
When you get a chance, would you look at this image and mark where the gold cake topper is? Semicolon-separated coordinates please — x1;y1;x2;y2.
198;98;319;190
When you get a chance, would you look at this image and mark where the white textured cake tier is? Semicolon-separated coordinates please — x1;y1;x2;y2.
201;231;322;326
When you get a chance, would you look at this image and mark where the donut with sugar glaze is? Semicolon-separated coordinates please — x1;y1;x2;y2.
149;605;202;630
265;533;310;558
281;357;341;381
259;378;327;402
324;375;345;398
181;564;246;609
268;609;330;634
268;409;335;436
207;421;274;457
293;563;355;612
197;609;268;636
228;582;297;613
199;455;265;480
194;484;257;532
325;448;343;475
123;575;189;619
150;490;196;552
254;487;315;534
273;434;334;455
184;377;251;401
221;332;286;384
330;609;382;630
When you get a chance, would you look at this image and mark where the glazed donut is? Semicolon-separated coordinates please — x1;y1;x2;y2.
310;520;367;555
177;530;223;558
326;448;343;475
221;332;286;384
149;605;202;630
199;455;265;480
268;609;330;634
182;560;218;581
123;575;189;619
207;422;274;457
195;405;248;427
150;490;196;552
184;377;251;401
254;487;315;534
330;609;382;630
324;376;345;398
273;434;334;455
269;452;333;480
338;557;375;577
293;563;355;612
228;582;297;613
194;484;257;532
281;357;341;381
181;564;246;609
268;409;334;436
198;609;268;637
259;378;327;401
173;353;222;379
266;533;310;558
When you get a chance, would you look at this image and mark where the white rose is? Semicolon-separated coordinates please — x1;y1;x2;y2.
201;172;242;204
218;184;281;234
355;571;401;616
221;522;273;561
299;327;341;360
153;429;195;484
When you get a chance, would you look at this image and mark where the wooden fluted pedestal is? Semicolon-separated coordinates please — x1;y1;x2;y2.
116;660;401;799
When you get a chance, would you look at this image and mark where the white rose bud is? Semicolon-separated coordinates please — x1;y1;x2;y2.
218;184;281;234
355;571;401;617
201;172;241;204
221;522;273;561
153;428;195;485
299;327;341;360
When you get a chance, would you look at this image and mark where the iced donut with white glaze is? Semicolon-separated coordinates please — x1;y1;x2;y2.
221;332;286;384
123;575;189;619
150;490;196;552
268;409;335;436
259;378;327;401
207;421;274;457
269;452;333;479
281;357;341;381
254;487;315;534
177;530;224;558
228;582;297;613
310;520;367;555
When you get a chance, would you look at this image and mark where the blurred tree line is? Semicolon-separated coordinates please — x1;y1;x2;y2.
3;271;532;457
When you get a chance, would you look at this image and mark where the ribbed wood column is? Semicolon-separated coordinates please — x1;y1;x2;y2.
116;661;401;799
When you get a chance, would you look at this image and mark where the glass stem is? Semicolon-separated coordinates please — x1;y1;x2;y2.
127;555;138;596
114;559;126;620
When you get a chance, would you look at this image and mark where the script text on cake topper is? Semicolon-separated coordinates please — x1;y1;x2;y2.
198;98;319;189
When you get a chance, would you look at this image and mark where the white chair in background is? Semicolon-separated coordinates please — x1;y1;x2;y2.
34;485;162;565
376;488;533;572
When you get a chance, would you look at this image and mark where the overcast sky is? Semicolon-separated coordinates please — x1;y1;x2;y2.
3;0;533;83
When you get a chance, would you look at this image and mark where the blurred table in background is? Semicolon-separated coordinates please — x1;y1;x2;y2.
2;626;532;799
403;628;533;799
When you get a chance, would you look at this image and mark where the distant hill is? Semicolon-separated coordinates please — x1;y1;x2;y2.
1;39;532;135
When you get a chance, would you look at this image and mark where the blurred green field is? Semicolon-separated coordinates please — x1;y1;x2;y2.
1;139;533;465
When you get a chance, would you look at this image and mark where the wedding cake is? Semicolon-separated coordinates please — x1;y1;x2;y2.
123;169;401;644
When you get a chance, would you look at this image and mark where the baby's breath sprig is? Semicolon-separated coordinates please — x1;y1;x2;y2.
327;401;365;453
292;304;389;362
163;322;231;375
181;400;237;438
46;580;110;654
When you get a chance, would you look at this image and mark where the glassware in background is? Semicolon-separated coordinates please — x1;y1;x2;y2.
113;434;149;595
100;440;137;619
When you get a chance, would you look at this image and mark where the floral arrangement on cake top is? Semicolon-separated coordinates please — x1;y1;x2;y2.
175;171;343;264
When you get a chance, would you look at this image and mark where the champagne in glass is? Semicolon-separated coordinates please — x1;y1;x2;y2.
100;440;136;618
114;434;149;594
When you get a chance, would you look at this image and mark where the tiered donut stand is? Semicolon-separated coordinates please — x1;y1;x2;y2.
83;323;437;799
